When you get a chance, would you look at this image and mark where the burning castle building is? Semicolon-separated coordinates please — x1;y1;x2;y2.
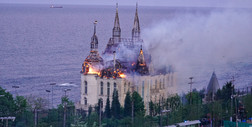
76;4;177;114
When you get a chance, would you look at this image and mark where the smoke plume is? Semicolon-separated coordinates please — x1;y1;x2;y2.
142;8;252;92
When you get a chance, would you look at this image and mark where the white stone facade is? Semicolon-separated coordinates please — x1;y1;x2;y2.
76;72;177;115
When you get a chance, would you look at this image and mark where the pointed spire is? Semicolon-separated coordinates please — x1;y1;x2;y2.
132;2;140;40
206;71;220;101
91;21;98;51
112;3;121;38
93;20;97;35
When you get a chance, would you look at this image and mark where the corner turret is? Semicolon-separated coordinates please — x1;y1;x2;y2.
135;46;149;75
81;21;103;74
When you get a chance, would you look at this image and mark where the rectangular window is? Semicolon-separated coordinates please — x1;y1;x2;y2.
107;82;110;96
160;79;162;89
163;78;165;89
171;75;173;86
114;83;117;91
85;81;87;94
155;80;157;89
100;82;103;95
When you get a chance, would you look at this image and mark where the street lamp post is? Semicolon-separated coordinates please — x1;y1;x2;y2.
63;88;71;127
50;83;56;108
64;89;71;97
45;90;51;109
162;109;171;126
12;85;19;96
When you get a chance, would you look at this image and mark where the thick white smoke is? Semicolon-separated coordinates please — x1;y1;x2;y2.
142;9;252;92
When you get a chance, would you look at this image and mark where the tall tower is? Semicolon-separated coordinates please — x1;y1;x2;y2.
81;21;103;74
91;21;98;51
132;3;140;41
112;3;121;39
206;71;220;102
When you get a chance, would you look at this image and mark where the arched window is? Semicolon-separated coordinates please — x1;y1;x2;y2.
84;97;87;105
163;78;165;89
160;79;162;89
128;82;130;91
84;81;88;94
150;80;153;89
114;82;117;91
124;83;126;93
167;75;170;86
100;82;103;95
171;75;173;86
101;98;103;108
107;82;110;96
155;80;157;89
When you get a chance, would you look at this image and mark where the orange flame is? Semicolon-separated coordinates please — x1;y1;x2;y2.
87;66;99;74
119;73;126;78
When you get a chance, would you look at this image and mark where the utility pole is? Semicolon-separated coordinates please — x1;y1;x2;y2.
231;76;235;122
235;95;238;127
188;77;194;104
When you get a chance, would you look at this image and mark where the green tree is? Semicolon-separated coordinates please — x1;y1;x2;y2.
88;105;92;116
111;90;121;119
14;96;29;126
132;91;145;116
57;96;75;127
0;87;33;127
149;100;154;117
86;112;99;127
104;96;111;118
124;91;132;117
26;95;47;127
95;98;103;118
184;90;204;121
243;95;252;118
0;87;16;117
216;81;234;101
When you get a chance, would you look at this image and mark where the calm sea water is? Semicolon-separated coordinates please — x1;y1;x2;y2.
0;4;251;106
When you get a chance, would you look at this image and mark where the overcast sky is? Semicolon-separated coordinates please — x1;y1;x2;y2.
1;0;252;8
